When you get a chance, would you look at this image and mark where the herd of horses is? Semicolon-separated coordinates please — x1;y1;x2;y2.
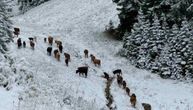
13;27;151;110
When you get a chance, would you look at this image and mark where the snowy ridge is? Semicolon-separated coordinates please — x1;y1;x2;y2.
3;0;193;109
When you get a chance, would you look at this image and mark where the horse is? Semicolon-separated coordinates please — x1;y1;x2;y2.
90;54;95;62
93;58;101;67
64;53;70;61
103;72;109;80
125;87;130;96
54;49;59;58
28;37;34;41
84;49;89;58
30;41;35;49
117;75;123;86
65;59;69;66
55;40;62;47
14;28;20;37
17;38;22;48
122;80;126;89
130;94;137;108
76;66;88;78
23;41;26;48
47;47;52;56
59;44;63;53
44;38;47;42
56;52;60;61
142;103;151;110
113;69;122;75
48;36;53;45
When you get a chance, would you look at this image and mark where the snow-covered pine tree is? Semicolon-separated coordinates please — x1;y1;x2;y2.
112;0;140;39
0;0;14;89
167;19;193;79
135;10;151;69
145;15;165;72
122;9;151;68
141;0;163;22
18;0;49;13
168;0;193;24
158;21;178;78
176;19;193;78
0;1;12;53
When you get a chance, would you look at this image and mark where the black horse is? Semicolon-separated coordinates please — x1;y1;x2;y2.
113;69;122;75
76;66;88;78
47;47;52;56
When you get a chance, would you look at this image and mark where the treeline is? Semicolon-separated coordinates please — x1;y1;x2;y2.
0;1;12;53
18;0;50;13
111;0;193;39
0;1;14;90
110;0;193;80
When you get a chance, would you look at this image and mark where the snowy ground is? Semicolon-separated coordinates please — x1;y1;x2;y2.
1;0;193;109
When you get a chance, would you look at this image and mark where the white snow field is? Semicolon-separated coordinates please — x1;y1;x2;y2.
1;0;193;109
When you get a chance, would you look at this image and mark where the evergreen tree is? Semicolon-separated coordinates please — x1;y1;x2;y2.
141;0;163;22
113;0;140;39
18;0;49;13
0;1;12;53
122;10;151;68
119;0;193;80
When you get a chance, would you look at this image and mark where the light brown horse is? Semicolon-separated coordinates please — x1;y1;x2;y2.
93;58;101;67
56;52;60;61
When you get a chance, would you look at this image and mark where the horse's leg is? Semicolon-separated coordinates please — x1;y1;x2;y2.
85;72;87;78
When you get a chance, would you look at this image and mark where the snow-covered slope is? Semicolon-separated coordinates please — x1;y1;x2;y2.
3;0;193;109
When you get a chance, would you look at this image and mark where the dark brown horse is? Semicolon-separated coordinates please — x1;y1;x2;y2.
142;103;151;110
90;54;95;62
55;40;62;47
44;38;47;42
130;94;137;108
64;53;70;61
23;41;26;48
125;87;130;96
117;75;123;86
84;49;89;58
17;38;22;48
48;36;53;45
54;49;59;58
65;59;69;66
30;41;35;49
122;80;126;89
14;28;20;37
58;44;63;53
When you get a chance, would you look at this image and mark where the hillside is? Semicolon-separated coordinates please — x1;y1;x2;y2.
1;0;193;110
